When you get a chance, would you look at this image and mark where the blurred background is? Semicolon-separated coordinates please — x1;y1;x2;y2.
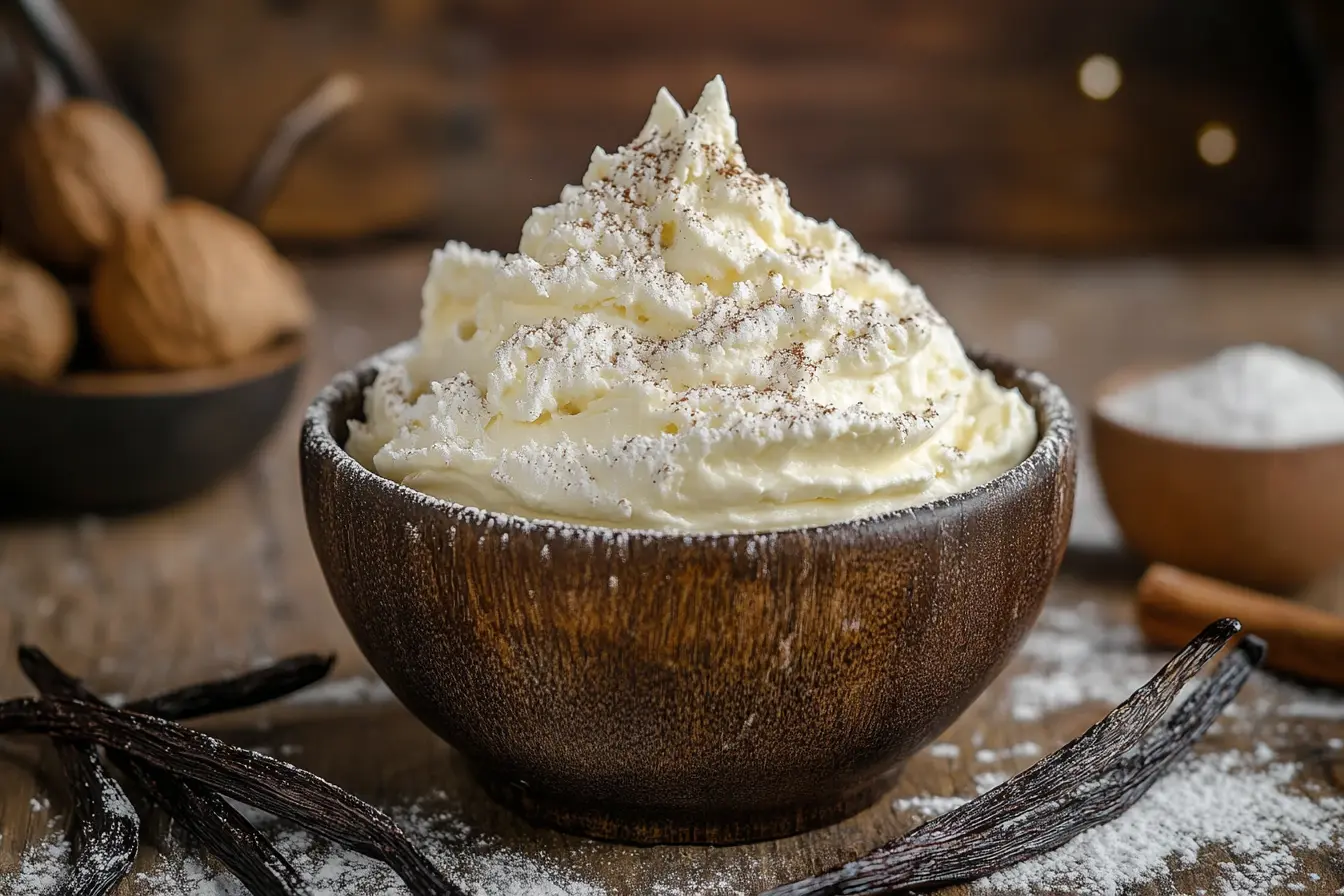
1;0;1342;543
3;0;1339;255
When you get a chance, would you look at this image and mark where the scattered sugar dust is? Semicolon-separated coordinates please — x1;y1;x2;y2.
975;742;1040;764
973;771;1010;794
912;596;1344;895
894;794;969;817
1278;698;1344;721
279;675;394;707
9;798;759;896
97;803;605;896
1007;601;1162;722
894;751;1343;895
7;832;70;896
994;751;1341;894
1001;599;1344;733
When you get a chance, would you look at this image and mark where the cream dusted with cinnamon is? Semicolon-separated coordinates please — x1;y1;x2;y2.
347;77;1037;532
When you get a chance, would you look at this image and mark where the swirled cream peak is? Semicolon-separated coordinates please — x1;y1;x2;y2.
347;76;1037;532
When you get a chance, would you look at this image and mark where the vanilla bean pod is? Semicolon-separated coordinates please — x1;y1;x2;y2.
0;697;462;896
12;651;331;896
126;650;395;867
126;766;304;896
16;647;139;896
124;654;335;721
929;617;1240;839
875;631;1263;889
903;618;1245;842
20;648;304;896
763;620;1261;896
36;734;137;896
957;632;1264;864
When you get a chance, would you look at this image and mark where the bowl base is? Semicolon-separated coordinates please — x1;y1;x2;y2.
473;764;903;846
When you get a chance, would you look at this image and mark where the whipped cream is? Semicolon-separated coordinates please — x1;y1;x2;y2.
347;76;1038;532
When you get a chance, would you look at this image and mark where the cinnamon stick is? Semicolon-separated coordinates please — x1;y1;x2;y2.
1137;563;1344;687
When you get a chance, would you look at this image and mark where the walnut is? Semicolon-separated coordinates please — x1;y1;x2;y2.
0;250;77;381
5;100;167;267
90;199;313;370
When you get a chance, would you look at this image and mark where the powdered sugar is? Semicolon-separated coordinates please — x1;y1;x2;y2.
974;742;1040;764
280;675;394;707
975;751;1344;894
1098;344;1344;448
26;801;605;896
894;794;969;817
1277;698;1344;721
1007;602;1162;722
7;831;70;895
974;771;1011;794
893;745;1344;895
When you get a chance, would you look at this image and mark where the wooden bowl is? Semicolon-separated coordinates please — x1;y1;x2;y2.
0;336;305;515
300;345;1076;845
1091;365;1344;593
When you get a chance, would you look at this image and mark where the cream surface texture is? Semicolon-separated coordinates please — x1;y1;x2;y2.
347;77;1037;532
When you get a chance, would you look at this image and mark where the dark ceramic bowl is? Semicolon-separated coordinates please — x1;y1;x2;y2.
301;344;1076;845
0;335;305;516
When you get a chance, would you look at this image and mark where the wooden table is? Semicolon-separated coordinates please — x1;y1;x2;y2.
1;249;1341;894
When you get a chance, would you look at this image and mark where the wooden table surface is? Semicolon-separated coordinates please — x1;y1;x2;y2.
1;249;1342;895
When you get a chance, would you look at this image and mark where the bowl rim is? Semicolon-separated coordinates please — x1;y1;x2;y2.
1091;362;1344;457
303;340;1076;542
3;333;307;398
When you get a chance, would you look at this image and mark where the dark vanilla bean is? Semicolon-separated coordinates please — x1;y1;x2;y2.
125;654;335;721
20;648;304;896
126;766;303;896
762;620;1263;896
16;648;139;896
42;739;138;896
912;616;1239;837
0;696;462;896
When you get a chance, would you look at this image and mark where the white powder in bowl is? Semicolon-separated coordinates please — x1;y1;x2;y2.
1098;344;1344;448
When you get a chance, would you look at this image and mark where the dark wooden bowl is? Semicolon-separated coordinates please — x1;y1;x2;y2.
0;336;305;516
300;344;1076;845
1092;365;1344;593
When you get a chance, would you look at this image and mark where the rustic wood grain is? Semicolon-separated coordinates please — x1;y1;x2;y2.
0;249;1341;893
301;349;1073;845
20;0;1318;252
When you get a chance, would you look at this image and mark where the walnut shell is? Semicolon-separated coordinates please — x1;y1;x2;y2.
0;251;77;381
5;100;167;267
90;199;313;370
